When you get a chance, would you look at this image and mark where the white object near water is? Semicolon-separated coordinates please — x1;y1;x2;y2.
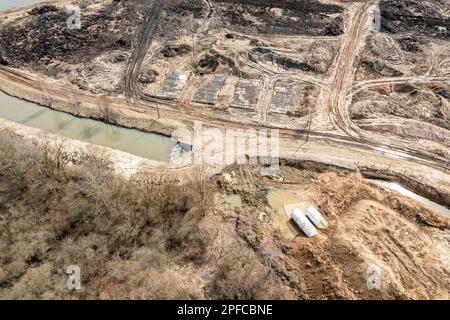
291;208;317;237
170;143;183;161
306;207;328;229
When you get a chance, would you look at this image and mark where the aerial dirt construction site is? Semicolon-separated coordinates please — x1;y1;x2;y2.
0;0;449;300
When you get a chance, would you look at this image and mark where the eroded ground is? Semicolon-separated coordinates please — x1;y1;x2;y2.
0;0;344;131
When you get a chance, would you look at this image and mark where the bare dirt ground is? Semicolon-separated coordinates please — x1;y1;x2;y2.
214;163;450;299
0;0;449;299
1;133;448;299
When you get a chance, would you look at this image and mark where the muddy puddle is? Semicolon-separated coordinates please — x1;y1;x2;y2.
372;180;450;217
268;190;302;239
0;92;175;161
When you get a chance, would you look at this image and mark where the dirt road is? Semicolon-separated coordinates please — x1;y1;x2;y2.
124;0;165;103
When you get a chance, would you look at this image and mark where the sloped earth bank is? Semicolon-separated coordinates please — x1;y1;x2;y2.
212;0;344;36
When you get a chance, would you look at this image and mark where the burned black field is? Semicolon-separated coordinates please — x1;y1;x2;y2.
213;0;344;36
380;0;450;40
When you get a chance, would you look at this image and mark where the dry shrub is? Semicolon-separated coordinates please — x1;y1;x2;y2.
207;250;293;300
2;263;53;300
0;130;291;300
127;268;203;300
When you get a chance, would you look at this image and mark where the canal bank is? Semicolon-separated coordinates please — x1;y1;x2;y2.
0;91;175;161
0;0;183;162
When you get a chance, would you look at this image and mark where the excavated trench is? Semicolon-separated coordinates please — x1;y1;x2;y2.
371;179;450;216
282;159;450;211
350;83;450;146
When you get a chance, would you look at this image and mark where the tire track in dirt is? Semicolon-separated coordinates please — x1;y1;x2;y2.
125;0;165;103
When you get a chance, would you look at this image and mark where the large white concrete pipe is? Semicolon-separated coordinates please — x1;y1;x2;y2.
306;207;328;229
291;208;317;237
